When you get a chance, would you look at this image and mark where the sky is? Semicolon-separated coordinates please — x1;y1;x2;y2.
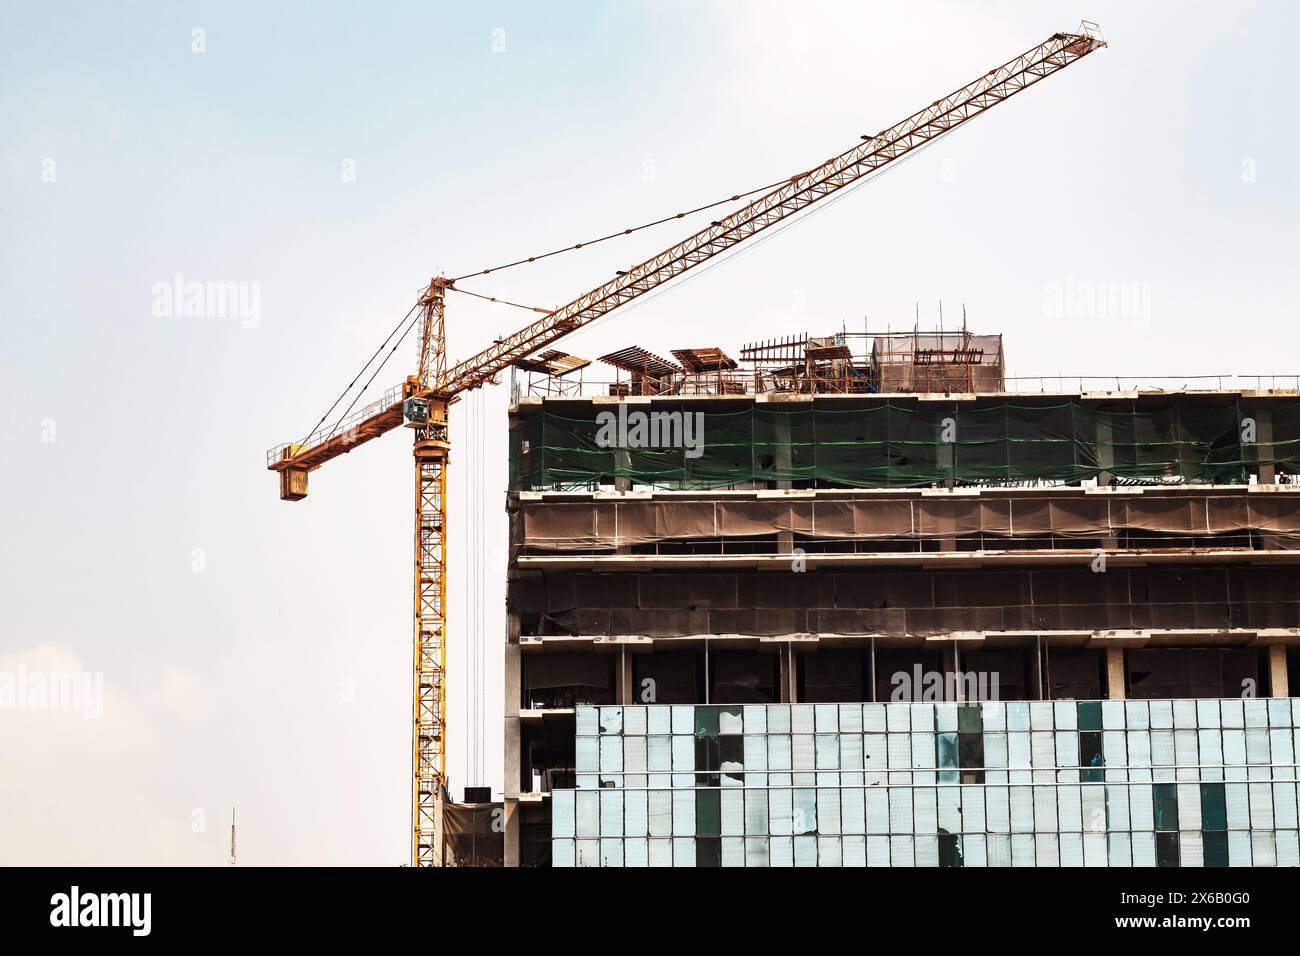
1;1;1297;865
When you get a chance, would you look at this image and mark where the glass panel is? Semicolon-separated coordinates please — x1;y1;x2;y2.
648;790;672;837
791;705;815;734
936;732;959;783
625;791;648;837
647;706;671;735
841;786;866;835
1176;783;1200;831
575;706;598;736
599;790;624;837
671;705;693;735
1155;831;1180;867
552;789;576;839
720;837;744;867
843;833;867;867
624;706;647;736
599;706;623;735
554;838;576;867
1077;700;1102;731
1152;782;1178;831
814;704;839;733
576;791;599;838
718;706;743;735
648;838;672;867
815;734;840;770
1203;830;1229;868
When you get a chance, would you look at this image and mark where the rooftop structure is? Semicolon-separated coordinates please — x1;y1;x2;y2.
500;333;1300;868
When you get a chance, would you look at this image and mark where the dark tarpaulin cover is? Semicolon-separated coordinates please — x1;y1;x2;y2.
442;803;504;868
512;396;1300;491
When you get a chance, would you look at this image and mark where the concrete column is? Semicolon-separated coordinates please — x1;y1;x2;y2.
503;621;521;868
1255;408;1276;484
1105;645;1126;701
1095;415;1114;486
620;647;634;704
614;448;632;493
1269;645;1289;698
869;638;877;703
778;644;796;703
942;644;961;702
501;798;519;870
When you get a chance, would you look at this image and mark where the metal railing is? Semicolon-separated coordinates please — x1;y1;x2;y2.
1003;374;1300;393
266;382;405;467
512;371;1300;401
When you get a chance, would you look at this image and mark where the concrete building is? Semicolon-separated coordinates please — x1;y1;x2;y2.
499;334;1300;866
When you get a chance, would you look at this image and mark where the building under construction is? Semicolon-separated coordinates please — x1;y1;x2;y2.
501;329;1300;867
265;26;1121;867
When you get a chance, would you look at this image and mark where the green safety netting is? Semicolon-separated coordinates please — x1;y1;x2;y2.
509;398;1300;492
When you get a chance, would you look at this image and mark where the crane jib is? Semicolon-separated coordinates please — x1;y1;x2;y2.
270;29;1104;476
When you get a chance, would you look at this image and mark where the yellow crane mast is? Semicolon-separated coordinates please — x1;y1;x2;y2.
266;25;1106;866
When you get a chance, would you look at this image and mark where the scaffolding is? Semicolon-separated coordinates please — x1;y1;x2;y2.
870;331;1005;394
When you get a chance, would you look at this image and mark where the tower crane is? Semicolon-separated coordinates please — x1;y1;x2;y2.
266;25;1106;866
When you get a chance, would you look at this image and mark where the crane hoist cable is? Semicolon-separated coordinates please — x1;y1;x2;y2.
447;116;947;334
448;287;552;313
448;175;795;282
314;303;425;446
310;179;774;436
297;301;421;447
538;123;949;353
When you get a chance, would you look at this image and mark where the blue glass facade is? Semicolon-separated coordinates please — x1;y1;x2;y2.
552;699;1300;867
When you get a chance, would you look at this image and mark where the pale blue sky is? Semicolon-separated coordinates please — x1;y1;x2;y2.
2;1;1297;864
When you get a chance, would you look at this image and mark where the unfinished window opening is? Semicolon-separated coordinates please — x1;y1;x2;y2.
959;647;1031;701
711;651;778;704
694;735;721;788
937;732;959;783
1079;731;1104;783
1200;783;1228;832
521;716;577;793
522;653;615;709
874;649;946;702
1126;647;1261;699
633;650;705;704
938;832;963;868
518;802;553;868
1044;646;1104;700
797;649;867;703
1152;783;1179;831
957;705;985;783
1155;831;1181;868
1202;831;1230;868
